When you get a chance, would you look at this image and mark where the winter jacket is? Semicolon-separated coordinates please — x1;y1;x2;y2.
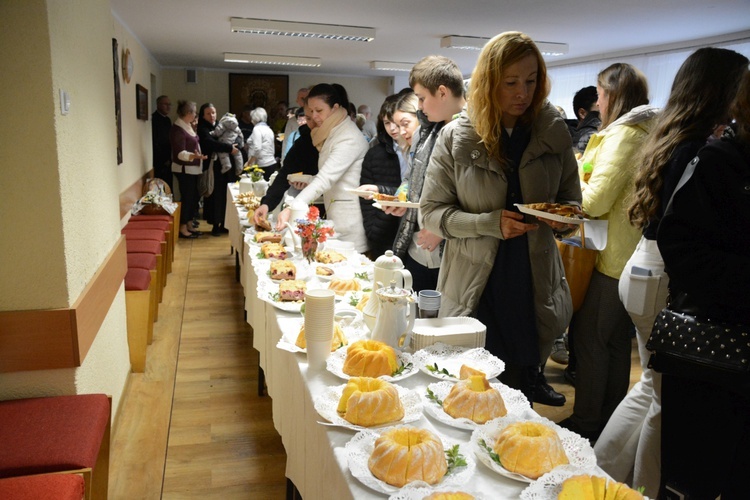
295;117;369;252
360;131;402;258
421;102;581;349
393;111;444;258
657;136;750;324
248;122;277;168
580;105;658;279
197;118;234;172
572;111;601;153
211;113;244;175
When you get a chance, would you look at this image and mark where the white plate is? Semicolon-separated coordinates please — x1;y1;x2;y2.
287;173;314;183
314;383;423;431
326;348;418;382
344;187;377;198
264;296;306;313
514;204;587;225
422;381;531;430
389;488;489;500
470;413;597;484
267;265;310;284
346;428;476;495
413;343;505;381
375;199;420;209
519;465;637;500
275;313;370;354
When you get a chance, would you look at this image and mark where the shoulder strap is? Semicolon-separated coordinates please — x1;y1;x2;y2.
663;155;699;217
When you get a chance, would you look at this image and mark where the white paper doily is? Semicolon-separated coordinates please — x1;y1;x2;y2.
389;487;489;500
276;317;370;354
346;428;476;495
412;343;505;381
327;348;418;382
314;383;423;431
519;465;643;500
422;381;531;430
257;278;330;313
470;414;597;483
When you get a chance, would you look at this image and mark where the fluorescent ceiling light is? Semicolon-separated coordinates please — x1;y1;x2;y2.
441;35;569;56
223;52;321;67
230;17;375;42
370;61;414;72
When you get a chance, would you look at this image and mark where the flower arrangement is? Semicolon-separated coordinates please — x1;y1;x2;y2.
243;164;265;182
295;205;334;262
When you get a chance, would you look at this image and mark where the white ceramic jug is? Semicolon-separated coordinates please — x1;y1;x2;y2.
370;281;416;349
282;202;309;252
362;250;413;331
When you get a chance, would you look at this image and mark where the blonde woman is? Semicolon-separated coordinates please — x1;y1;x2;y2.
420;32;581;401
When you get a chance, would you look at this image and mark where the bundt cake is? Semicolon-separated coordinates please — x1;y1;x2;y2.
459;364;486;379
492;421;569;479
423;493;475;500
442;375;507;424
343;339;399;378
368;426;447;487
328;278;361;296
337;377;404;426
558;475;644;500
295;322;346;351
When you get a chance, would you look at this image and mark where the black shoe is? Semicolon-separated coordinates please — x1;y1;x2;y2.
211;227;222;237
534;378;566;407
191;220;200;228
179;232;199;239
563;367;576;386
558;417;600;442
218;227;229;234
188;230;203;236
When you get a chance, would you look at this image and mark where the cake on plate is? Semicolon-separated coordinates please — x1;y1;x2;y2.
279;280;306;302
492;421;569;479
343;339;399;378
442;375;507;424
295;322;346;351
423;493;475;500
270;260;296;280
316;265;334;277
315;249;346;264
558;475;644;500
368;426;447;487
328;278;361;296
261;242;287;260
255;231;282;243
337;377;404;426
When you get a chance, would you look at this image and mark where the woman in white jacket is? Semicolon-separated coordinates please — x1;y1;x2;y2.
247;107;279;181
277;84;369;252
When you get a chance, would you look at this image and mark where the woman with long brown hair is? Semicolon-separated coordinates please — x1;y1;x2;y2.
420;32;581;401
593;48;748;497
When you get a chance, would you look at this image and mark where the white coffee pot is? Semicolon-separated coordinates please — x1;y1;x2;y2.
282;201;309;251
370;281;416;349
362;250;412;331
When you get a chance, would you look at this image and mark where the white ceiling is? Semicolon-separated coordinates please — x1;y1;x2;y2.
110;0;750;78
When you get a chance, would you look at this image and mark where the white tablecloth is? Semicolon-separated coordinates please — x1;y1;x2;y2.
226;187;597;499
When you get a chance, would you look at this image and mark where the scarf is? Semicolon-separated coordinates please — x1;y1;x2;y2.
175;117;197;137
310;107;348;151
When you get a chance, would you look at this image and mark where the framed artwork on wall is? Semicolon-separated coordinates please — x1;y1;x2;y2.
136;84;149;121
228;73;289;119
112;38;122;164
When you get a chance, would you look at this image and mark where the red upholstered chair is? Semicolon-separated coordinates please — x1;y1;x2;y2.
130;213;176;246
125;239;165;292
124;220;172;267
127;252;159;331
121;229;171;274
124;268;152;372
0;473;85;500
0;394;111;500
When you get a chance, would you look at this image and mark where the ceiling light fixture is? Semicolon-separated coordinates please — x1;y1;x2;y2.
370;61;414;72
230;18;375;42
441;35;569;56
223;52;321;67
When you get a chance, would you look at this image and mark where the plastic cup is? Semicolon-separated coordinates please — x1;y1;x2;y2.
418;290;441;319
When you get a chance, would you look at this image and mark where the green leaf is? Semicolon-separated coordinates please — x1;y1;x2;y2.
425;362;456;378
354;271;369;281
268;292;280;302
478;438;501;466
257;251;265;259
445;444;467;475
348;295;360;307
425;387;443;406
391;362;412;377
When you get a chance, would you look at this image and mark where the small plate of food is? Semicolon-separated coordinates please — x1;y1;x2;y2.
515;203;587;225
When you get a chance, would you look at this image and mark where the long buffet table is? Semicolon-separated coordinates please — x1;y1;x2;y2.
224;183;600;499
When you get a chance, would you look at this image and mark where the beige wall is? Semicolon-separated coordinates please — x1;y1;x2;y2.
0;0;139;409
161;68;392;123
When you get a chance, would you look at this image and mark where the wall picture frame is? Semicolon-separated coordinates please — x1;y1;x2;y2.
136;84;148;121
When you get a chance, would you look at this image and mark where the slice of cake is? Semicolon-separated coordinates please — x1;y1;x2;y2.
255;231;282;243
315;250;346;264
316;266;334;277
279;280;306;302
261;242;287;260
328;278;361;296
270;260;296;280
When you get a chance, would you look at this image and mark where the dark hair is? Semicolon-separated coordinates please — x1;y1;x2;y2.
308;83;350;111
731;66;750;146
375;93;402;141
198;102;215;122
628;48;748;228
348;102;357;118
176;100;196;118
409;55;464;98
573;86;598;119
295;107;306;118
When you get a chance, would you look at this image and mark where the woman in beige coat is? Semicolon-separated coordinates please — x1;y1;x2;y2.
421;32;581;402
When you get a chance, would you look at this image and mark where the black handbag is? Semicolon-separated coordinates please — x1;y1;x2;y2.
646;307;750;375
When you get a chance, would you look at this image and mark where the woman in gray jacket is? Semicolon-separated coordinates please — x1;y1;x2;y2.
421;32;581;401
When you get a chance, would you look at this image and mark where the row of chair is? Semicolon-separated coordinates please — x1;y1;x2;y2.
121;205;180;372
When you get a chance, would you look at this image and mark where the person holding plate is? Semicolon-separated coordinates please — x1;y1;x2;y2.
420;32;581;402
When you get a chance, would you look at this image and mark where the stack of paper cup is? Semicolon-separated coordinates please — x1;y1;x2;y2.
418;290;441;319
304;289;336;369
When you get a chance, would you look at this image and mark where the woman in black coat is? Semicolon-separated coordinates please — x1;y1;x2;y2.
358;94;407;259
197;103;238;236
